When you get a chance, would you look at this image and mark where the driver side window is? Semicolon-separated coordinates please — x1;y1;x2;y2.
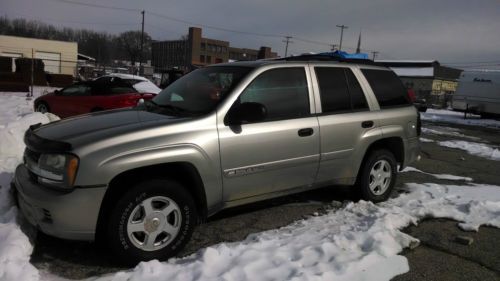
238;67;310;122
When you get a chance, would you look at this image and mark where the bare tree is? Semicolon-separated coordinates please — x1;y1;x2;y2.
116;31;152;66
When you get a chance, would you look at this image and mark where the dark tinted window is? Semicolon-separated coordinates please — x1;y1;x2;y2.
91;78;137;95
239;68;309;122
315;67;369;114
361;69;410;108
315;67;350;113
345;70;368;110
60;84;90;96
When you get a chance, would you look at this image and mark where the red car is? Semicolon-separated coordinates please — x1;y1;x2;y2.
34;78;156;118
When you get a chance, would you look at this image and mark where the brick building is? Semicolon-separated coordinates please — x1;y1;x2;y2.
151;27;277;72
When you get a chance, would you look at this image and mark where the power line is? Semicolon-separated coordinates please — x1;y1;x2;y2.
50;0;141;12
46;0;379;54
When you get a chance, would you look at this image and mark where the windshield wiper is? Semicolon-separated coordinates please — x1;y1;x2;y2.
146;100;189;115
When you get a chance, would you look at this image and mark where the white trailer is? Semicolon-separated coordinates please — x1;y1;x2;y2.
452;70;500;116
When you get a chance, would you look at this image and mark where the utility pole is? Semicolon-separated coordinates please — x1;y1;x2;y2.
282;36;293;57
371;51;379;61
139;10;145;75
336;24;348;51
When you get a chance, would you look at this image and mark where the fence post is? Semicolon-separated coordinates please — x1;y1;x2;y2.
27;48;34;99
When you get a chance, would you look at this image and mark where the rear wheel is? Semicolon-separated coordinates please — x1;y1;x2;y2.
106;179;197;265
35;102;50;113
357;149;397;202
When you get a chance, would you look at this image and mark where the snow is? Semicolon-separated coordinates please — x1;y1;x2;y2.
419;137;434;143
91;182;500;281
0;89;60;281
401;166;473;182
0;89;500;281
422;109;500;129
438;140;500;161
421;127;481;141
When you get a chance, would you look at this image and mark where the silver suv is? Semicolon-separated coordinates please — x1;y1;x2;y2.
13;57;420;264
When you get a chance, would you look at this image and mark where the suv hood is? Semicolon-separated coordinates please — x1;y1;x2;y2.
32;109;186;149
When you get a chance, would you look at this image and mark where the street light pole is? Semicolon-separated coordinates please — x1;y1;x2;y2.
336;24;348;51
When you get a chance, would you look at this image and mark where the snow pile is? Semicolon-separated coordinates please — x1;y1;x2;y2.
439;140;500;161
0;92;59;281
401;166;473;181
92;181;500;281
422;109;500;128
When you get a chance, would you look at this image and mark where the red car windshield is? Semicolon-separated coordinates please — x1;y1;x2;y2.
150;66;252;116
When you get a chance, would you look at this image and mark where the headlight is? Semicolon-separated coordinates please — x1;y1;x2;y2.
38;153;79;189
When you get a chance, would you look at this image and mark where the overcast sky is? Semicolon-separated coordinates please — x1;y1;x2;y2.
3;0;500;68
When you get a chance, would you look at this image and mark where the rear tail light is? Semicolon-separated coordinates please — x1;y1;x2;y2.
407;89;416;103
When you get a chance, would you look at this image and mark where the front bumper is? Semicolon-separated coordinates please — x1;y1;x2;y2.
13;164;106;241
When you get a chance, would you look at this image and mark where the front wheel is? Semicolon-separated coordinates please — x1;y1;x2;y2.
357;149;397;202
106;179;197;265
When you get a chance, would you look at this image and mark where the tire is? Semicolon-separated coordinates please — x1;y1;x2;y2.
357;149;397;202
35;102;50;113
106;179;197;265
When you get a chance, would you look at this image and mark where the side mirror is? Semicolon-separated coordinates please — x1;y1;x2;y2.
54;89;60;95
225;102;267;126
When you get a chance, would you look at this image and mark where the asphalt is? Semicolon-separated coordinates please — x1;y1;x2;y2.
28;120;500;280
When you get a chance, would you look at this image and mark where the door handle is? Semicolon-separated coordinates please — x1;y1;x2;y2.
298;128;314;137
361;121;374;128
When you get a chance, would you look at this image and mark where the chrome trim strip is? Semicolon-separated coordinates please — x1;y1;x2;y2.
223;154;319;178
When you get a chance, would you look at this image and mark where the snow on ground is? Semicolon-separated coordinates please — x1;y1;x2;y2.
0;90;499;281
422;109;500;129
421;127;481;141
439;140;500;161
92;182;500;281
419;137;434;143
401;166;473;182
0;89;59;281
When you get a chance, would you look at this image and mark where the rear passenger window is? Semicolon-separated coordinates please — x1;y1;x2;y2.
315;67;368;114
345;70;368;110
238;68;310;122
361;69;410;108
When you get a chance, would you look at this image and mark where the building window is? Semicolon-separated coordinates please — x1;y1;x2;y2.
206;56;211;63
201;42;206;50
200;55;205;63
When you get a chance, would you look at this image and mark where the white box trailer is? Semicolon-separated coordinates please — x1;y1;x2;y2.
452;70;500;116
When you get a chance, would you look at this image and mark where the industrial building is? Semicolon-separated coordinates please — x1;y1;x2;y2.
151;27;277;72
376;60;462;107
0;35;78;75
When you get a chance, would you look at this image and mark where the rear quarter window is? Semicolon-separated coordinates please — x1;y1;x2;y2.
361;69;410;108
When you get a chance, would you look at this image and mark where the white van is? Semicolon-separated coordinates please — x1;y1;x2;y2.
452;70;500;117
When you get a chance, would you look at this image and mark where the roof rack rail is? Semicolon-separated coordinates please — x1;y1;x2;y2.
272;53;381;66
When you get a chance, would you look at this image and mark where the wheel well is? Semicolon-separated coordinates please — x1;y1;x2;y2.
362;137;405;170
95;162;207;240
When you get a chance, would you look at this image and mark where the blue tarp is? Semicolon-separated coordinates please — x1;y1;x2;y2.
318;50;369;60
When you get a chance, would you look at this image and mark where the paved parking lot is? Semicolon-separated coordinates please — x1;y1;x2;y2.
29;120;500;280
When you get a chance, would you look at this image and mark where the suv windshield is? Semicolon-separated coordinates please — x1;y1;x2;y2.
149;66;252;116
